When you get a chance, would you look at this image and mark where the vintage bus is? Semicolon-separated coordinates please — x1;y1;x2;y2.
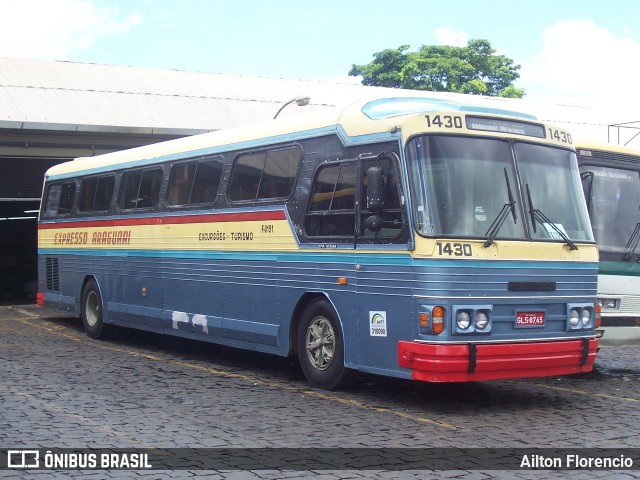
37;96;599;389
578;142;640;340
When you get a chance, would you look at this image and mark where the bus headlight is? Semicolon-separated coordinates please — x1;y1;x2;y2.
568;304;597;330
453;305;492;335
456;311;471;330
475;311;489;330
569;308;580;327
597;298;618;310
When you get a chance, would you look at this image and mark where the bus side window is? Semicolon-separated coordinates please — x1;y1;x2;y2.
167;163;196;206
78;175;115;212
190;157;223;204
229;147;300;202
257;148;299;199
228;152;265;201
119;168;163;210
168;157;224;206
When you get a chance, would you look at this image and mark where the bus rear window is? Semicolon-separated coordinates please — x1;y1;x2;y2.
44;181;76;217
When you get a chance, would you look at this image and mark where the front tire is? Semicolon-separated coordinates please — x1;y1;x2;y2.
297;299;353;390
81;279;113;340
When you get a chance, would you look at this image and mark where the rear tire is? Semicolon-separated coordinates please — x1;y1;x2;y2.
297;299;353;390
81;279;113;340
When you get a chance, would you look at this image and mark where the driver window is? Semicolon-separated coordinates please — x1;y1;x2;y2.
305;162;356;238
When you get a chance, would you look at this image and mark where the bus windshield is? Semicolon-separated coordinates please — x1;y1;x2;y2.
583;165;640;252
407;135;593;243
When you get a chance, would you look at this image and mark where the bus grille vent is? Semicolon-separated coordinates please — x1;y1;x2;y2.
46;257;59;291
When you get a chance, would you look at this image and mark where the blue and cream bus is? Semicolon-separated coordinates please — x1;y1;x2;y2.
37;96;599;389
578;142;640;340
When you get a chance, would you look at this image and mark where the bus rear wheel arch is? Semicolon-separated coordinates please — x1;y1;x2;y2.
295;298;353;390
81;278;113;340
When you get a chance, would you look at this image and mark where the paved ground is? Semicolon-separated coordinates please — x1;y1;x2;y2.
1;304;639;479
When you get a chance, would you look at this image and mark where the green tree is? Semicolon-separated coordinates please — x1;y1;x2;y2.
349;39;524;98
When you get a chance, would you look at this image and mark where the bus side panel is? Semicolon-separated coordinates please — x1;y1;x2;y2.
355;258;415;379
222;258;279;346
161;256;224;340
103;254;164;333
160;255;286;353
276;255;357;363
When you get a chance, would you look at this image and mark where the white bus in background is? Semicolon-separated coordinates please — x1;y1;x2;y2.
578;142;640;343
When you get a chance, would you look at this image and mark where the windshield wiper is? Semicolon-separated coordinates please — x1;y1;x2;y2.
483;169;517;248
623;222;640;261
526;184;578;250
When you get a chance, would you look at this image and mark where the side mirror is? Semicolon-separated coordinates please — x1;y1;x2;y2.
366;166;385;212
366;166;385;233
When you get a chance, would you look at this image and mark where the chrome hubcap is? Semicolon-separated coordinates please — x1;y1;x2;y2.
85;291;100;327
305;316;335;371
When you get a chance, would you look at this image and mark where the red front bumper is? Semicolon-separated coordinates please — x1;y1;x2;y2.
398;338;598;382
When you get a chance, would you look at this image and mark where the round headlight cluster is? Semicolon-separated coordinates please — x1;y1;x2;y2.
456;311;490;331
569;308;592;328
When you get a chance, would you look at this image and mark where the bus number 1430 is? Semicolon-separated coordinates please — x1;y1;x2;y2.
437;242;473;257
425;114;463;129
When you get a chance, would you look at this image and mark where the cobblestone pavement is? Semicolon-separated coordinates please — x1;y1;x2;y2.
1;304;639;479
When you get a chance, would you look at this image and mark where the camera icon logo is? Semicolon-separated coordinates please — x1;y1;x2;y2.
7;450;40;468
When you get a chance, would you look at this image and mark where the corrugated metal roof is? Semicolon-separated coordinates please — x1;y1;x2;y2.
0;57;384;133
0;57;543;132
1;57;635;144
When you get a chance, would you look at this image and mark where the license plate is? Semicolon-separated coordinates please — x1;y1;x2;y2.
516;311;545;327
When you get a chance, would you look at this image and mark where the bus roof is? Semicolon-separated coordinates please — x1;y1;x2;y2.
45;95;539;179
576;140;640;158
360;96;536;121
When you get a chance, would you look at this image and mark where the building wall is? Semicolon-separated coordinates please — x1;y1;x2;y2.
0;128;187;302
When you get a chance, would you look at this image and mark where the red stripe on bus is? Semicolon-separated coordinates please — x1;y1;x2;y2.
38;210;287;230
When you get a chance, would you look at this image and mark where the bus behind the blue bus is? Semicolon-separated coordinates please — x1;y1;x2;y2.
578;142;640;341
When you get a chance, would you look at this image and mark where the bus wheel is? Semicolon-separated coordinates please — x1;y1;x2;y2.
297;299;353;390
81;279;113;340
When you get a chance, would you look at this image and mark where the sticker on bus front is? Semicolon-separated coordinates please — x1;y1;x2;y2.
369;311;387;337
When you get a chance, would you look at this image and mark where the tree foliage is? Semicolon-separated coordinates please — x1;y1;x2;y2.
349;39;525;98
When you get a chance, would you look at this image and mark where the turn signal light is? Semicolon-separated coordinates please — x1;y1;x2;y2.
595;303;602;329
419;312;429;328
432;306;445;334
